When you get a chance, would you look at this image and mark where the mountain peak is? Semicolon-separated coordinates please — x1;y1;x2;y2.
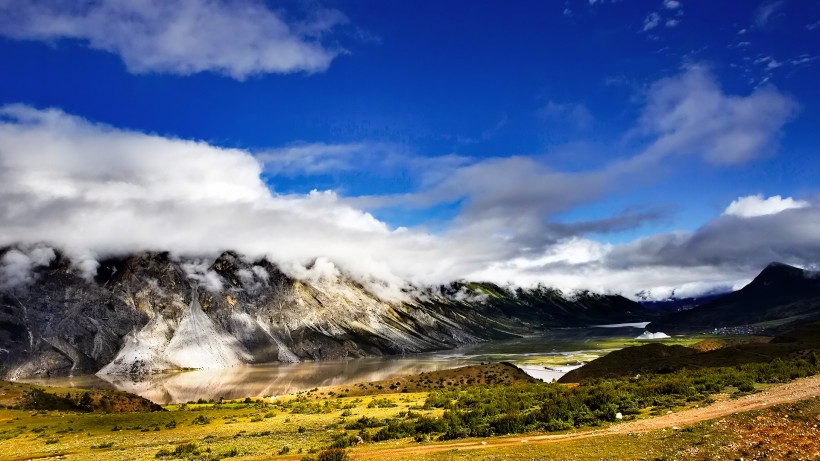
753;262;804;283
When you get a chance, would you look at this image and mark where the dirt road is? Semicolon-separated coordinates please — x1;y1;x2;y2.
340;373;820;459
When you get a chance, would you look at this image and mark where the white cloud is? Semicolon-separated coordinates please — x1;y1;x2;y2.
180;259;229;293
0;105;429;299
754;1;784;28
643;12;661;31
723;194;809;218
664;0;681;10
665;18;680;28
0;245;56;291
791;55;819;66
636;65;798;165
0;0;347;79
258;143;369;176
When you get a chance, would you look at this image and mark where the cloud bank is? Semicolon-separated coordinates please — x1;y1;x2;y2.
0;66;812;300
0;0;347;78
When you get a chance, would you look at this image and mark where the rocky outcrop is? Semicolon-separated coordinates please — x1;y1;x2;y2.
0;249;653;379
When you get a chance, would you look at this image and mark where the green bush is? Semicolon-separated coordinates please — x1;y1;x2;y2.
316;448;349;461
342;354;820;445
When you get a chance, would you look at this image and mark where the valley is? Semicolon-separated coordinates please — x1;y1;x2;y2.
17;327;704;403
1;324;819;460
2;256;820;459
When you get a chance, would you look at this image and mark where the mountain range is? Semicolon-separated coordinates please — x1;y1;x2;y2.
4;244;817;381
647;262;820;333
0;248;651;379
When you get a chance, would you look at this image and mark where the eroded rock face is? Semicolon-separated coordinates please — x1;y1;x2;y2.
0;249;652;379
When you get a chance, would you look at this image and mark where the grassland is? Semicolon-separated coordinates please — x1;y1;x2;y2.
0;364;535;461
1;332;818;461
0;384;437;460
3;375;819;461
370;396;820;461
2;354;819;461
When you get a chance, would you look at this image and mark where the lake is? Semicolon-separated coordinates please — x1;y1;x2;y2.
21;324;665;404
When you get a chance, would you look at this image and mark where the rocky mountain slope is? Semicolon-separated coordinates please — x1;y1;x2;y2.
647;262;820;333
0;248;653;379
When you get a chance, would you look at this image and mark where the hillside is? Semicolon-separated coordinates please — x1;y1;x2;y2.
0;380;162;412
0;248;653;379
559;324;820;382
303;362;538;398
647;262;820;333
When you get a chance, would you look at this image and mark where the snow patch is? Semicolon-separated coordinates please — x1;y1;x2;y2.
636;331;671;340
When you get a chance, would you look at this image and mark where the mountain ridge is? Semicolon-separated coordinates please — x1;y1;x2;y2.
0;247;654;379
647;262;820;333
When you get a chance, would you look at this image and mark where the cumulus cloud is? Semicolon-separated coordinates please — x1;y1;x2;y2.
0;0;347;79
724;194;809;218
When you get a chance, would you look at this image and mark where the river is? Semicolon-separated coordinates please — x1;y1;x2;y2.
20;324;664;404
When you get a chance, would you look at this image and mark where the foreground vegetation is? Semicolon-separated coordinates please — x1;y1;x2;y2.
334;351;820;444
1;348;819;460
3;325;820;460
379;396;820;461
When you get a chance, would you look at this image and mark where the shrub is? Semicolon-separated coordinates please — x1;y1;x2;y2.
316;448;350;461
737;381;756;393
191;415;211;425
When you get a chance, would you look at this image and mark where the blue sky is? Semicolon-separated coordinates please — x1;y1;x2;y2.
1;0;819;299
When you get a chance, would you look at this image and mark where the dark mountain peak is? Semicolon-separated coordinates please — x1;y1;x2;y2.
748;262;807;289
648;261;820;333
761;261;801;273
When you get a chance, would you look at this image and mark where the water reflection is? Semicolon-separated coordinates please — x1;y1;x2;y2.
21;327;644;404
